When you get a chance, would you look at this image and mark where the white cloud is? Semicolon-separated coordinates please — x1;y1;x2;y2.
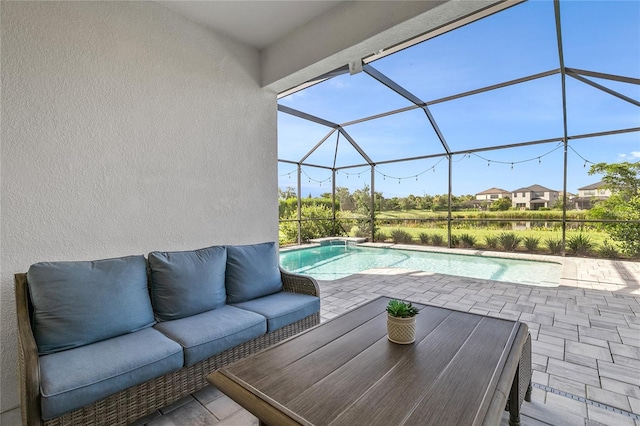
618;151;640;160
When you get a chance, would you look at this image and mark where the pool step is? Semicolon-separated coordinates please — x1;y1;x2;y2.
309;237;367;245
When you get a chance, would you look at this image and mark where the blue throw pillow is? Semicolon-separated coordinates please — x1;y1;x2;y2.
27;255;155;355
225;242;282;303
148;246;227;321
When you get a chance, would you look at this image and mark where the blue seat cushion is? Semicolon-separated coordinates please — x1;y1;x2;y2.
27;255;155;355
153;305;266;366
39;327;183;420
225;242;282;303
232;292;320;332
148;246;227;321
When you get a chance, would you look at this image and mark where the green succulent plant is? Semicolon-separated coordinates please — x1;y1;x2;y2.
386;299;419;318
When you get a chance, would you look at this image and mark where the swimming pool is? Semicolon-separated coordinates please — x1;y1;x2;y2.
279;245;561;286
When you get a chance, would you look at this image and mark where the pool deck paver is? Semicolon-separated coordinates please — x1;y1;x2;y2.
139;250;639;426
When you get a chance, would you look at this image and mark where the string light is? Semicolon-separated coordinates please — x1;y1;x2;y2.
281;143;598;186
340;168;369;179
461;143;599;171
375;157;445;183
473;143;564;167
278;168;297;179
301;169;331;185
469;143;585;168
568;145;596;168
364;143;597;173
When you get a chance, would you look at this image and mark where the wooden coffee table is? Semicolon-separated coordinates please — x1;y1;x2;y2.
207;296;531;426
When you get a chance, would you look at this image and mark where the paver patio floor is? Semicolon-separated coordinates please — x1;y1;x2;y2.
141;252;640;426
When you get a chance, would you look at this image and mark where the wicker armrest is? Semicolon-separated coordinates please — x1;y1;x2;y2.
280;267;320;297
15;273;43;426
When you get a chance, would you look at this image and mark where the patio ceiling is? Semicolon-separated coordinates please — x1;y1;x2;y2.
276;0;639;195
158;1;345;50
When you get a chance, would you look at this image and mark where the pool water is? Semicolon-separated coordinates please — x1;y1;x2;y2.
280;245;561;286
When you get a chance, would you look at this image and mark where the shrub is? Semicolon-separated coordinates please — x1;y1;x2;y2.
546;238;562;254
418;232;430;244
279;204;338;243
498;233;521;252
350;225;368;238
375;231;389;242
523;236;540;252
598;240;619;259
431;234;444;246
587;187;640;257
460;233;476;248
352;219;371;239
390;229;413;244
449;234;460;247
484;236;498;249
567;233;593;256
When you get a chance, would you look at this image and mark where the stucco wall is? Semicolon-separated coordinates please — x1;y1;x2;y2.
1;1;277;415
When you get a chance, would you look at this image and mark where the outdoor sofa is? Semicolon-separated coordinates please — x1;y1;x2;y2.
15;242;320;426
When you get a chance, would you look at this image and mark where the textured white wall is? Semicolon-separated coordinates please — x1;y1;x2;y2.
1;1;276;415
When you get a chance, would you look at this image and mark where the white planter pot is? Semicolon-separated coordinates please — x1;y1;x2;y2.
387;314;416;344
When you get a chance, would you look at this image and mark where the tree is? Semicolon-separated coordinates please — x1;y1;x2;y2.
432;194;448;211
589;162;640;201
489;197;512;211
587;162;640;257
400;194;417;210
350;185;380;237
418;195;433;210
335;187;355;211
278;186;296;200
386;197;401;211
551;197;565;210
352;185;372;216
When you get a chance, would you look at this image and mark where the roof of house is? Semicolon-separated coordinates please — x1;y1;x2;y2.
476;187;511;195
511;184;555;193
578;181;606;190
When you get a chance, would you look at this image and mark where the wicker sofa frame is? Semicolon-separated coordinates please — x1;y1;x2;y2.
506;332;533;424
15;268;321;426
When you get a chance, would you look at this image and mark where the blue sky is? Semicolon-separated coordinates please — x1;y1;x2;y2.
278;0;639;198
